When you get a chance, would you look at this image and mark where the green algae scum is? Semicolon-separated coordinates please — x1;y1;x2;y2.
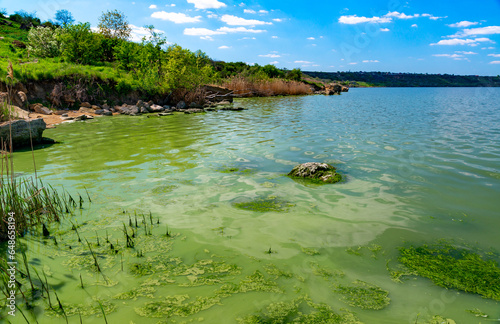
2;89;500;323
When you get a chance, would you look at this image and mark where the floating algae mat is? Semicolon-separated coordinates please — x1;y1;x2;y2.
4;90;500;323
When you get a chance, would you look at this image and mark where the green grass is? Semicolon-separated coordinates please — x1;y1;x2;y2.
398;243;500;300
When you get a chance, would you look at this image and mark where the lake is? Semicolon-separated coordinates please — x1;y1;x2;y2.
6;87;500;323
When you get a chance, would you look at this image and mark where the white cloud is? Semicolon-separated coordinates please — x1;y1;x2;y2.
451;26;500;38
166;4;176;7
151;11;202;23
200;36;213;40
307;37;315;40
482;47;495;50
218;45;231;49
269;61;279;64
455;51;477;55
338;15;391;24
422;13;447;20
221;14;272;26
488;54;500;57
240;37;256;40
431;38;494;46
218;26;267;33
380;28;390;32
294;60;313;64
149;4;157;9
207;14;218;19
272;18;284;22
259;54;280;58
348;62;358;65
448;21;478;28
271;36;278;39
490;61;500;64
384;11;419;19
184;28;225;36
244;9;256;14
184;26;266;36
187;0;226;9
129;24;165;43
259;10;268;14
433;54;463;58
362;60;379;63
411;24;418;28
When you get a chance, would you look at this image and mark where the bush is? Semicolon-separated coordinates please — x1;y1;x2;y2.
9;10;41;26
61;23;102;65
27;26;63;58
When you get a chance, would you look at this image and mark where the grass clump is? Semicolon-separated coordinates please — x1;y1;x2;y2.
334;280;390;310
398;244;500;300
233;195;295;212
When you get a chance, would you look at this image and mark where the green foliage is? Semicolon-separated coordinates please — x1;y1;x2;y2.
54;9;74;26
9;10;41;26
286;68;302;81
0;8;6;18
98;9;131;40
27;26;63;58
398;244;500;300
61;22;102;65
262;64;285;78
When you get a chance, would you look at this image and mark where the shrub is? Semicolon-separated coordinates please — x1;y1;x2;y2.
27;26;63;58
61;22;102;65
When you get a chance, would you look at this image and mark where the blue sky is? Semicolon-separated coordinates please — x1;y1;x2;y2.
4;0;500;75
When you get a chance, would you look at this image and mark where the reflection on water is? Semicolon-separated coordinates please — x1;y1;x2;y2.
6;88;500;323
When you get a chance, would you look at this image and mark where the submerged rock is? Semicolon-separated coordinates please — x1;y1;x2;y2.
288;162;342;184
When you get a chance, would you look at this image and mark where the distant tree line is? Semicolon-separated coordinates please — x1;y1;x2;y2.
304;71;500;87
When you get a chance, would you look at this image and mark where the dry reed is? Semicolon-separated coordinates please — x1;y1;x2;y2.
221;77;313;97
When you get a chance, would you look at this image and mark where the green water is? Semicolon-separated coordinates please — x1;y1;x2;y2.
3;88;500;323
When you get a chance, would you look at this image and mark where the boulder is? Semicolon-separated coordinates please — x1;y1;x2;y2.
94;109;104;115
79;107;94;114
158;113;173;117
189;102;203;109
324;84;342;95
102;104;110;110
149;104;164;112
176;101;187;110
117;105;139;115
140;106;149;114
31;103;52;115
217;100;232;106
288;162;342;184
0;118;47;149
91;105;101;110
103;110;113;116
80;102;92;108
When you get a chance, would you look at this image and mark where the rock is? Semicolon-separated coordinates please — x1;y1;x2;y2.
31;103;52;115
79;107;94;114
217;100;232;106
61;116;74;121
219;107;246;111
176;101;187;110
74;115;87;121
163;105;171;110
0;119;46;149
61;113;69;117
117;105;139;115
54;110;68;115
16;91;28;108
184;109;205;114
288;162;342;184
102;104;110;110
147;100;154;106
80;102;92;108
139;106;148;114
136;100;144;108
103;110;113;116
158;113;173;117
149;104;164;112
324;84;342;95
91;105;101;110
189;102;203;109
94;109;104;115
205;108;216;112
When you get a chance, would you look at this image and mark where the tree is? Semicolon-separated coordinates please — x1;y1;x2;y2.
98;10;131;40
286;68;302;82
61;23;102;65
0;8;7;18
27;26;63;58
54;10;74;26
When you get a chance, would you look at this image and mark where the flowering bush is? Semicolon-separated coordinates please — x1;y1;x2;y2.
27;27;63;58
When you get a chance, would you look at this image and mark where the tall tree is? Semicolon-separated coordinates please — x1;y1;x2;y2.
98;10;131;40
54;10;75;26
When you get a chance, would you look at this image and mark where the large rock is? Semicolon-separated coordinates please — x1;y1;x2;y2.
288;162;342;184
176;101;187;110
31;103;52;115
117;105;139;115
149;104;164;113
324;84;342;95
0;118;47;149
78;107;94;114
